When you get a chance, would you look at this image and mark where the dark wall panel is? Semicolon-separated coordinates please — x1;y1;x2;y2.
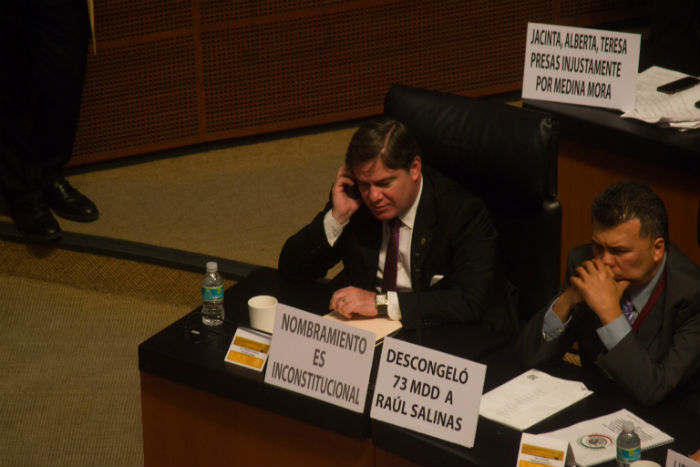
70;0;649;166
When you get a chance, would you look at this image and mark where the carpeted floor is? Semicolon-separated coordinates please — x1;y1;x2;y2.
0;240;236;466
0;124;355;466
0;124;356;269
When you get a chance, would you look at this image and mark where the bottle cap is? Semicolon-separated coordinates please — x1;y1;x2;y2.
622;421;634;432
206;261;218;273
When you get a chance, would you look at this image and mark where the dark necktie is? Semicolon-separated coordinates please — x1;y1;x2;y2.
381;218;401;293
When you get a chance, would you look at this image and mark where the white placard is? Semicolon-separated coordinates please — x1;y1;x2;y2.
517;433;572;467
370;337;486;448
479;369;592;431
264;303;375;413
666;449;700;467
522;22;641;111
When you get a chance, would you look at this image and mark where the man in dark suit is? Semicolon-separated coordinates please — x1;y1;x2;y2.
279;117;512;333
517;181;699;405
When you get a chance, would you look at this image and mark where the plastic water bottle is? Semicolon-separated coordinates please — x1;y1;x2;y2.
616;421;641;466
201;261;224;326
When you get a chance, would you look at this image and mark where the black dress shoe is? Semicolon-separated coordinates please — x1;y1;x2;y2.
44;178;99;222
9;197;62;242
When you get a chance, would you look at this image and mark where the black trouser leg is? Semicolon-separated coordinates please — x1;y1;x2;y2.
0;0;89;202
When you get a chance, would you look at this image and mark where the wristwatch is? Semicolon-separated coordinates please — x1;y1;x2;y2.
375;293;389;317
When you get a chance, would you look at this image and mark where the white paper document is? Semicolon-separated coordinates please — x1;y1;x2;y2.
324;311;402;344
544;408;674;467
621;66;700;129
479;369;592;431
666;448;700;467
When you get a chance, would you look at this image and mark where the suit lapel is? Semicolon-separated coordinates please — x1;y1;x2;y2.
635;290;664;346
635;245;690;347
410;169;438;289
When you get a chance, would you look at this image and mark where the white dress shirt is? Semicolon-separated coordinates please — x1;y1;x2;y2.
323;175;424;321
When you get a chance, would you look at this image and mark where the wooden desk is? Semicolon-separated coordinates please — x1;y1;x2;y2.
139;268;372;466
138;268;507;466
372;343;700;466
523;99;700;278
140;268;699;466
141;373;374;466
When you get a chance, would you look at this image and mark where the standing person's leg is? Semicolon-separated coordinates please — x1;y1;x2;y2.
0;0;62;241
31;0;98;222
0;0;97;241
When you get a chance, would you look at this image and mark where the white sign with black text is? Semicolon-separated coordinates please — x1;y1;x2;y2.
264;303;375;413
522;22;641;111
370;337;486;448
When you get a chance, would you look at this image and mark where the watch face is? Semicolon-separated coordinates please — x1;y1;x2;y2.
375;294;389;316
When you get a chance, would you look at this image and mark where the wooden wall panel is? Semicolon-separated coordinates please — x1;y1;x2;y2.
557;0;650;25
73;37;199;163
92;0;193;42
200;1;553;137
70;0;650;166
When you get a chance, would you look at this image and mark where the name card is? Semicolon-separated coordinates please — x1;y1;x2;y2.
522;22;641;111
264;303;375;413
225;327;271;371
517;433;572;467
370;337;486;448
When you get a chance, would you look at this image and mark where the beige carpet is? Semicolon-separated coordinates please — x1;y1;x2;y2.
0;125;355;466
0;240;235;466
0;125;356;269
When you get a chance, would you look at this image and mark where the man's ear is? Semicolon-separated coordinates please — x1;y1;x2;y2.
652;237;665;262
410;156;421;180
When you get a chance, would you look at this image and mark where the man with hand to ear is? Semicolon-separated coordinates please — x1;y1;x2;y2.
279;117;513;334
517;181;699;406
325;163;377;319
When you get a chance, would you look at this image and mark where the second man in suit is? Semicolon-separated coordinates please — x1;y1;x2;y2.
517;181;699;405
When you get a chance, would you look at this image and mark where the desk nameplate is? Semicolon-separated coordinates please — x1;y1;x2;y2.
370;336;486;448
522;22;641;111
264;304;375;413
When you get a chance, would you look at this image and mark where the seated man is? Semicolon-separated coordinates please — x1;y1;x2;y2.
517;181;699;405
278;117;513;333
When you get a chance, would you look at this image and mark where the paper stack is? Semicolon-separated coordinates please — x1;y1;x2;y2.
324;311;402;344
621;66;700;130
544;408;673;466
479;369;593;431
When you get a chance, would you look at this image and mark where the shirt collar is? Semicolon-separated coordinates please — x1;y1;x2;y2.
396;174;423;230
629;251;667;311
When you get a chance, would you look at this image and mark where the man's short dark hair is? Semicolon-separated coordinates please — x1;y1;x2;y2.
345;117;421;171
592;181;668;242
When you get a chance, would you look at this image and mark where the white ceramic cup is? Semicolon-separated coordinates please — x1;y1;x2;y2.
630;461;661;467
247;295;278;333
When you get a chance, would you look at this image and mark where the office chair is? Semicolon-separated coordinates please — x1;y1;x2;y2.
384;84;561;320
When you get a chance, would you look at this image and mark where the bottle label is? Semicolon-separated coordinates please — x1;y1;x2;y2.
202;286;223;301
617;446;641;464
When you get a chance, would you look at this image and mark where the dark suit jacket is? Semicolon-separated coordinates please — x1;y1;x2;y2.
278;166;513;333
516;243;700;405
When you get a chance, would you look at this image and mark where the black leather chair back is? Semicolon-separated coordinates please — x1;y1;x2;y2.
384;84;561;320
